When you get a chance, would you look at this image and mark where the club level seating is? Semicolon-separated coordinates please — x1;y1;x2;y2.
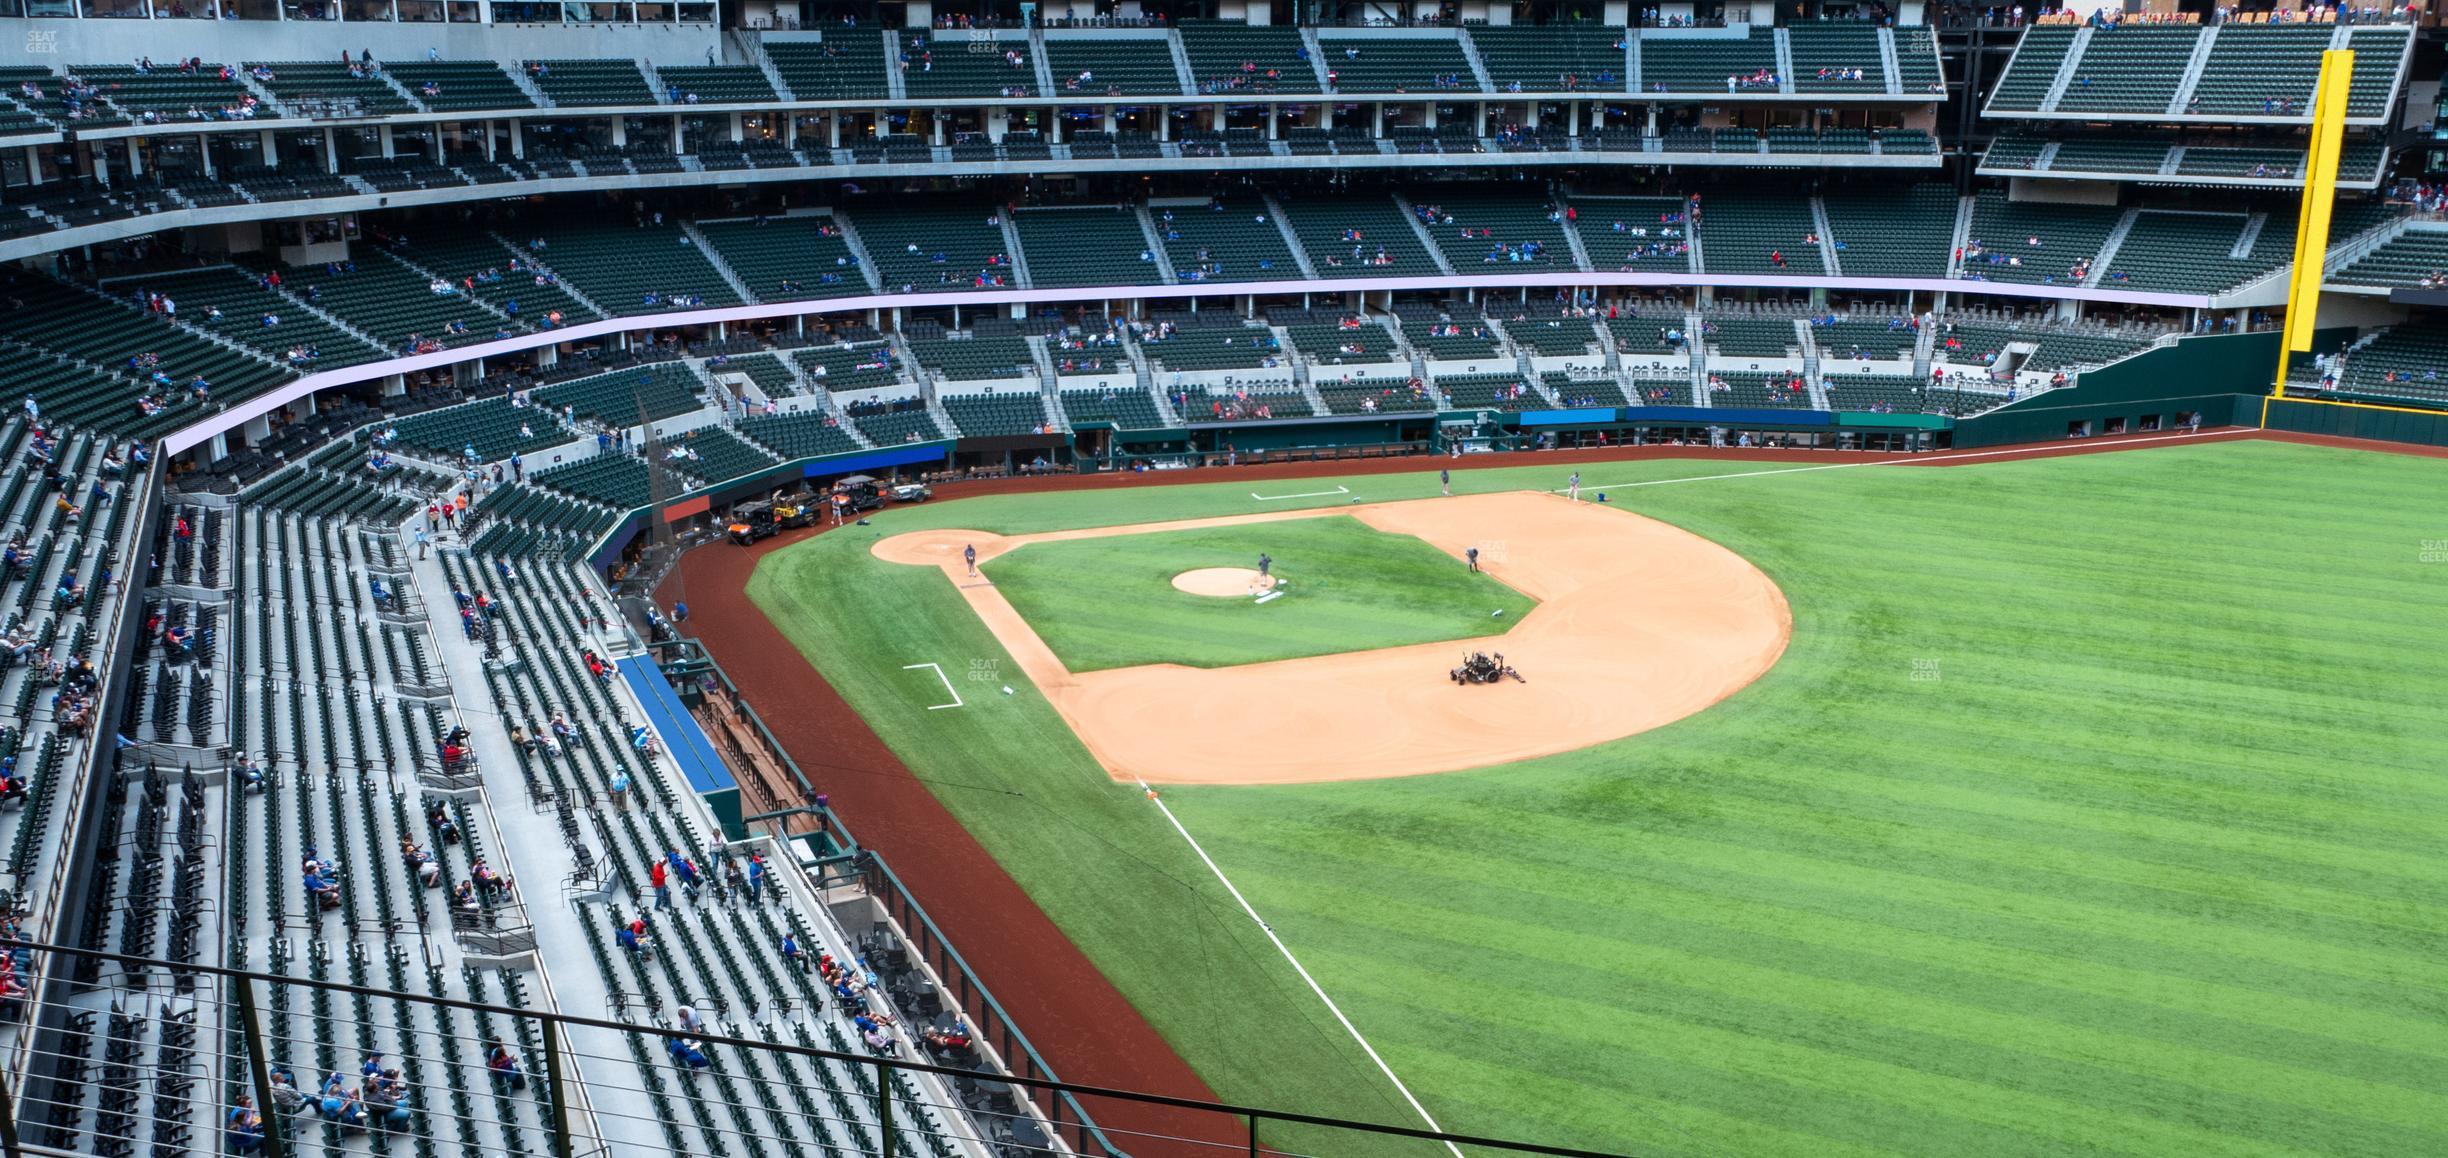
1469;26;1624;93
2186;26;2328;115
1607;316;1690;354
1413;192;1570;271
535;364;707;426
525;224;741;316
531;451;677;508
1941;324;2155;372
1960;191;2122;287
1765;128;1870;154
1436;373;1545;409
1571;196;1694;273
942;392;1050;435
739;410;863;458
1985;26;2077;112
70;63;249;121
2049;136;2172;173
855;407;948;445
1284;320;1399;365
712;352;800;398
1895;27;1945;94
1405;320;1503;362
1317;34;1474;94
1787;23;1885;92
1811;318;1917;361
1011;206;1156;289
1142;329;1282;372
2056;27;2196;114
767;36;890;101
1502;316;1598;357
2330;324;2448;405
1043;36;1183;96
1153;198;1300;283
2342;28;2408;117
909;337;1033;384
1710;370;1813;408
391;398;562;463
655;65;776;104
385;60;535;111
1881;129;1939;154
246;61;417;115
1626;375;1695;405
1699;195;1824;276
2099;210;2280;295
792;343;906;392
525;58;653;106
1280;195;1442;279
240;461;434;523
692;217;869;303
1707;316;1800;359
1174;385;1310;421
2333;229;2448;288
1059;387;1164;428
287;250;511;351
654;426;781;484
900;33;1037;99
1179;22;1320;94
126;267;386;367
1639;29;1779;94
464;481;621;554
1822;185;1957;278
1310;377;1430;415
1822;372;1938;413
0;284;292;436
407;235;605;325
849;205;1016;295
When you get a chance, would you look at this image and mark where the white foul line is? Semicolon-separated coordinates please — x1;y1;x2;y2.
1252;485;1351;501
902;663;964;710
1136;778;1467;1158
1562;428;2242;495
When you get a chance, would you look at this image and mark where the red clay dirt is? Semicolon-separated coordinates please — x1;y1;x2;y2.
653;425;2320;1147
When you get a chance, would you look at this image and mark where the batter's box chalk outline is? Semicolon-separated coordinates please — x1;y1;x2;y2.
1250;485;1350;502
902;662;965;710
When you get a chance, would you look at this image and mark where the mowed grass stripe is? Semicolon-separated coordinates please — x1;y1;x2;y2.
1213;787;2443;988
1256;885;2448;1157
1202;830;2448;1086
1301;948;2342;1158
1646;757;2448;928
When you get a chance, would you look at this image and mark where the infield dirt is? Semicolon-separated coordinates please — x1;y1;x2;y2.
875;490;1792;784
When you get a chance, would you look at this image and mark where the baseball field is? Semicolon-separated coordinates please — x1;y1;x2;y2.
743;437;2448;1158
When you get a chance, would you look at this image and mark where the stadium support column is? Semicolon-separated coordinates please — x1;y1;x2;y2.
508;119;524;159
2273;47;2352;397
260;129;278;168
379;124;395;159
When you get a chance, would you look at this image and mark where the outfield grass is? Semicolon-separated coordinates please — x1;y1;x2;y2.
749;441;2448;1158
981;515;1534;671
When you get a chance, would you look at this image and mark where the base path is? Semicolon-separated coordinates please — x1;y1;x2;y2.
876;491;1792;785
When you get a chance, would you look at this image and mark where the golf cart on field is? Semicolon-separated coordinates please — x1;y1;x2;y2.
727;502;778;545
773;491;819;528
890;481;933;503
833;475;887;513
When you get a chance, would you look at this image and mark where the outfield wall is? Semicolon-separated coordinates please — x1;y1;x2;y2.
2263;398;2448;447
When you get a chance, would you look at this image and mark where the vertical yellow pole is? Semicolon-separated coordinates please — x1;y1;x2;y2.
2273;48;2355;397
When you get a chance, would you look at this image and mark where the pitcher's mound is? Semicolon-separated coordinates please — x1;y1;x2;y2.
1173;568;1275;597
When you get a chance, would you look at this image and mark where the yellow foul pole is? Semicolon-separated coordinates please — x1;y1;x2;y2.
2273;48;2355;398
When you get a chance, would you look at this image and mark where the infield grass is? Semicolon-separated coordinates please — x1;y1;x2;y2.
750;439;2448;1158
980;515;1535;671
